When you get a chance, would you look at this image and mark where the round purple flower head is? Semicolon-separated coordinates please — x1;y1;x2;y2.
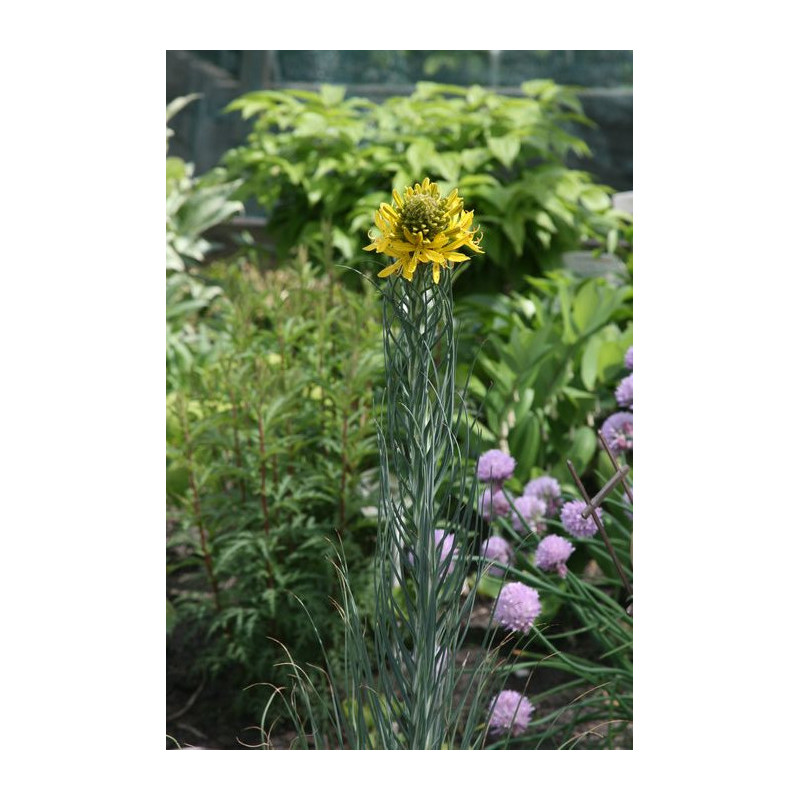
493;581;541;634
478;487;511;521
625;346;633;371
615;374;633;409
509;495;547;534
480;535;515;576
560;500;602;539
477;449;516;486
600;411;633;455
535;534;576;578
488;690;534;738
523;476;563;517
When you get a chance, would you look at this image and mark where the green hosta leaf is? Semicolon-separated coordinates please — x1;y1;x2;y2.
572;281;601;334
487;135;521;168
581;325;625;389
596;340;628;385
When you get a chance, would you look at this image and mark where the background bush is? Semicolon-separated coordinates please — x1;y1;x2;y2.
221;81;629;294
167;249;384;688
456;263;632;489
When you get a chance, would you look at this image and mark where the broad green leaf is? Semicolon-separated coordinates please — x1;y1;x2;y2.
534;210;557;232
572;281;600;334
166;156;188;187
320;84;346;106
509;413;541;478
501;214;526;257
405;140;434;178
429;151;460;183
596;340;627;384
565;426;597;475
487;135;521;168
580;186;611;212
460;147;490;172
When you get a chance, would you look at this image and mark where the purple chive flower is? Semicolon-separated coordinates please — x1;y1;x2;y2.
479;487;511;520
560;500;602;539
615;374;633;409
477;449;516;485
600;411;633;455
625;346;633;371
535;534;576;578
523;476;563;516
509;495;547;534
493;582;541;634
480;535;515;576
488;690;534;738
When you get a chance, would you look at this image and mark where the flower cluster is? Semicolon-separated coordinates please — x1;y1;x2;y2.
524;476;563;517
477;449;516;486
615;374;633;409
509;495;546;534
535;534;575;578
560;500;602;539
363;177;483;284
493;581;541;634
600;411;633;456
488;690;534;738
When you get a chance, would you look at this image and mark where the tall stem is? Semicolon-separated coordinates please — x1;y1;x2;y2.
377;270;458;749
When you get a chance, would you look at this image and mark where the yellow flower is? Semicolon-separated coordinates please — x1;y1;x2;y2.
363;177;483;284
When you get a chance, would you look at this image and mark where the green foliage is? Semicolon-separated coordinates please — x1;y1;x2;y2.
166;96;245;393
221;81;629;292
167;95;243;272
166;253;384;686
457;267;632;488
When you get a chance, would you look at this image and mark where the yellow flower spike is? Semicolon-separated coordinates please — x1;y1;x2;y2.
363;177;483;283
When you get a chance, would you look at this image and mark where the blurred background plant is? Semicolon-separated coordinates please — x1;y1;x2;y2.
220;81;629;294
166;95;243;386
